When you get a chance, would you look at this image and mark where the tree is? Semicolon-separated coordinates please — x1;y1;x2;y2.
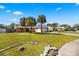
47;23;52;26
73;24;79;31
52;23;59;31
37;15;46;33
60;24;71;31
26;17;37;32
6;23;16;32
20;17;26;26
20;17;37;32
10;23;16;29
0;24;5;28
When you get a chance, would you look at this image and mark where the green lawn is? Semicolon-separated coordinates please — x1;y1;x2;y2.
0;33;79;56
64;31;79;34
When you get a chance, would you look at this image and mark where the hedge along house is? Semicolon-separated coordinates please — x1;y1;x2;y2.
15;26;49;32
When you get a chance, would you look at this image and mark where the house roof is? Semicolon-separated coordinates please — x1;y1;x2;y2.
16;26;48;29
0;27;6;29
35;26;48;29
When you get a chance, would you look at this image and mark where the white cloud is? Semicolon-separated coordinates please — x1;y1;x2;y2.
13;11;23;15
6;10;11;13
73;16;79;19
0;5;5;9
56;7;62;11
12;19;18;21
9;19;18;22
75;3;79;6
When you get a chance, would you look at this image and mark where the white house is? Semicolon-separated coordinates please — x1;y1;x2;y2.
0;28;6;33
57;27;65;31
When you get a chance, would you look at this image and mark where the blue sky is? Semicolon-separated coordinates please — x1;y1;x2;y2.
0;3;79;26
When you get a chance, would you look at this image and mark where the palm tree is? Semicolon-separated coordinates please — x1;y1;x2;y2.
20;17;26;26
26;17;37;32
37;15;46;33
20;17;37;32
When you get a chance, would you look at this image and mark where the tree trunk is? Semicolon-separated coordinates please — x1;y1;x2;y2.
41;23;42;33
31;25;32;33
25;22;27;32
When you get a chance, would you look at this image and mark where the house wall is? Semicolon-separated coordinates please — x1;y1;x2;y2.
35;28;48;32
48;27;53;32
0;29;6;32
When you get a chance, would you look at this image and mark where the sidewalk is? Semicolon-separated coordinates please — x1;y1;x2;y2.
48;32;79;37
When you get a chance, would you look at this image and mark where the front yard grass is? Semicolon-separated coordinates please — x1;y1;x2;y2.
64;31;79;34
0;33;79;56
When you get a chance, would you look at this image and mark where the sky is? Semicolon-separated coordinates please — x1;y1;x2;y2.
0;3;79;26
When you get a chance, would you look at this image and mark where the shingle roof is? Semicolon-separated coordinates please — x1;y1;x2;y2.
16;26;48;29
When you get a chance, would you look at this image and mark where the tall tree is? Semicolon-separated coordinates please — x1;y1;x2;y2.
37;15;46;33
20;17;26;26
0;24;5;28
10;23;16;29
26;17;37;32
20;17;37;32
7;23;16;32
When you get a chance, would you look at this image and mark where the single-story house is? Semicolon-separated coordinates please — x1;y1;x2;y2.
15;26;35;32
15;26;50;32
47;26;65;32
57;27;65;31
0;28;6;33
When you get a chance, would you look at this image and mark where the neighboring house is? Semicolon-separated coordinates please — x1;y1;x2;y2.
57;27;65;31
74;28;79;32
0;28;6;33
47;26;65;32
